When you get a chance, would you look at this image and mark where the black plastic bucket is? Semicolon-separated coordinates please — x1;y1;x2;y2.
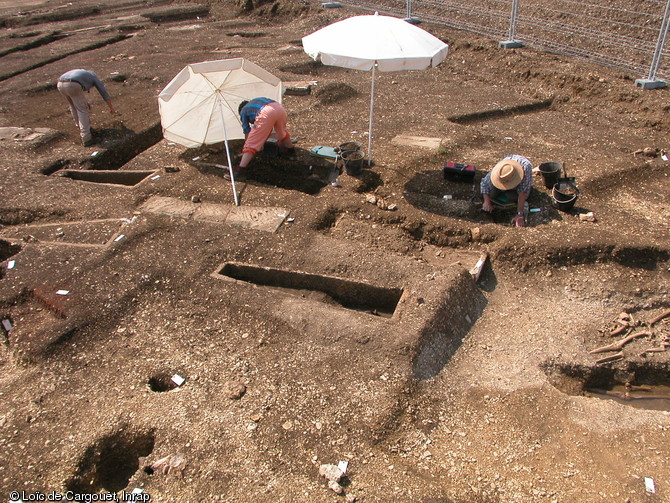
552;180;580;212
342;149;365;176
339;141;362;152
539;162;563;189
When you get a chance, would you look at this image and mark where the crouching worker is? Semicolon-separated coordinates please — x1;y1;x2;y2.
229;98;295;180
481;155;533;227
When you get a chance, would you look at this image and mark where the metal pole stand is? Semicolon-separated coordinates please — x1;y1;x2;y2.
500;0;523;49
634;78;667;90
499;40;523;49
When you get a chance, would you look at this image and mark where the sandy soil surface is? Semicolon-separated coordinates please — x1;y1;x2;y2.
0;1;669;502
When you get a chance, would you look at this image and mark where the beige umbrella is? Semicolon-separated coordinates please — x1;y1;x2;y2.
158;58;283;205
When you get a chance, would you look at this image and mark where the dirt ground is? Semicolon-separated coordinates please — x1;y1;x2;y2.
0;1;669;502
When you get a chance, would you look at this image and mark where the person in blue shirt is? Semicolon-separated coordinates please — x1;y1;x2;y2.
57;69;116;146
232;98;295;178
481;155;533;227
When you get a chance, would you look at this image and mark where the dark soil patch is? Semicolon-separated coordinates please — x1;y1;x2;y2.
141;5;210;23
65;427;155;493
315;82;359;104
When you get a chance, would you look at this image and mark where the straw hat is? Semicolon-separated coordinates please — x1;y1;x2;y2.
491;159;524;190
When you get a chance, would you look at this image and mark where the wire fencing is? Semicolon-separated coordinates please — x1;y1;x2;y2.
329;0;670;86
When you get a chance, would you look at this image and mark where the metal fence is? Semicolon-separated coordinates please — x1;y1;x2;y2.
329;0;670;88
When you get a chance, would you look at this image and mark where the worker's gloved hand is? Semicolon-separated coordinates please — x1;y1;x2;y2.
514;214;526;227
482;199;493;213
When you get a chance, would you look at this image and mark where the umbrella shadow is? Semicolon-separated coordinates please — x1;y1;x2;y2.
181;148;334;196
245;156;330;195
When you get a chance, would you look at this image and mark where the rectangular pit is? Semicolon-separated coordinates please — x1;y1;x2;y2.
59;170;159;187
213;262;403;317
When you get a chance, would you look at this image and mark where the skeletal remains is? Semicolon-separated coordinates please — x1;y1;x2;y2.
592;308;670;364
144;453;186;478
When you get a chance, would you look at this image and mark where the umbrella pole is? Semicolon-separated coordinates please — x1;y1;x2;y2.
367;64;375;167
223;140;240;206
218;101;240;206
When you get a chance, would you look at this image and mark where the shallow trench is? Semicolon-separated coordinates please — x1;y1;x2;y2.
543;360;670;411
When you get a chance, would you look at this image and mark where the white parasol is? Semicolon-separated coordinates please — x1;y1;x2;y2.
302;13;448;165
158;58;283;205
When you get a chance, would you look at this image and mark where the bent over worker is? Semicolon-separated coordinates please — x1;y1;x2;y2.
481;154;533;227
232;98;295;178
57;69;116;146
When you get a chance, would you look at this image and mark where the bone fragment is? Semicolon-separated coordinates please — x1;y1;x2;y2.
595;351;624;365
590;331;651;354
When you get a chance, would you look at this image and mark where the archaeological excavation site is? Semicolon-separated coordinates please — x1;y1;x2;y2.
0;0;669;502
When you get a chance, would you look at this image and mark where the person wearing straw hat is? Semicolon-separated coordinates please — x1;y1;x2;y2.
481;155;533;227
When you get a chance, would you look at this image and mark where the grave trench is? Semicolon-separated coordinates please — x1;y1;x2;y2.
0;239;21;279
12;5;101;27
0;31;69;58
226;31;266;38
0;239;21;263
213;262;404;318
59;169;158;187
542;360;670;411
0;34;132;83
47;122;163;186
65;428;155;494
141;4;211;23
0;219;126;247
492;241;670;273
84;122;164;171
41;159;70;176
448;98;555;125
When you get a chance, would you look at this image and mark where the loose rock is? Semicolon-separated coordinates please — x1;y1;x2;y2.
328;480;344;494
222;380;246;399
319;463;344;482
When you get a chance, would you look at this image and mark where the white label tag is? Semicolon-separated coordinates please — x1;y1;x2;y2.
645;477;655;494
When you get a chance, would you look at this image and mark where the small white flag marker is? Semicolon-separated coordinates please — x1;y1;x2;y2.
645;477;655;494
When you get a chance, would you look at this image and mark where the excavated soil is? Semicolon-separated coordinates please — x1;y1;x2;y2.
0;1;669;502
